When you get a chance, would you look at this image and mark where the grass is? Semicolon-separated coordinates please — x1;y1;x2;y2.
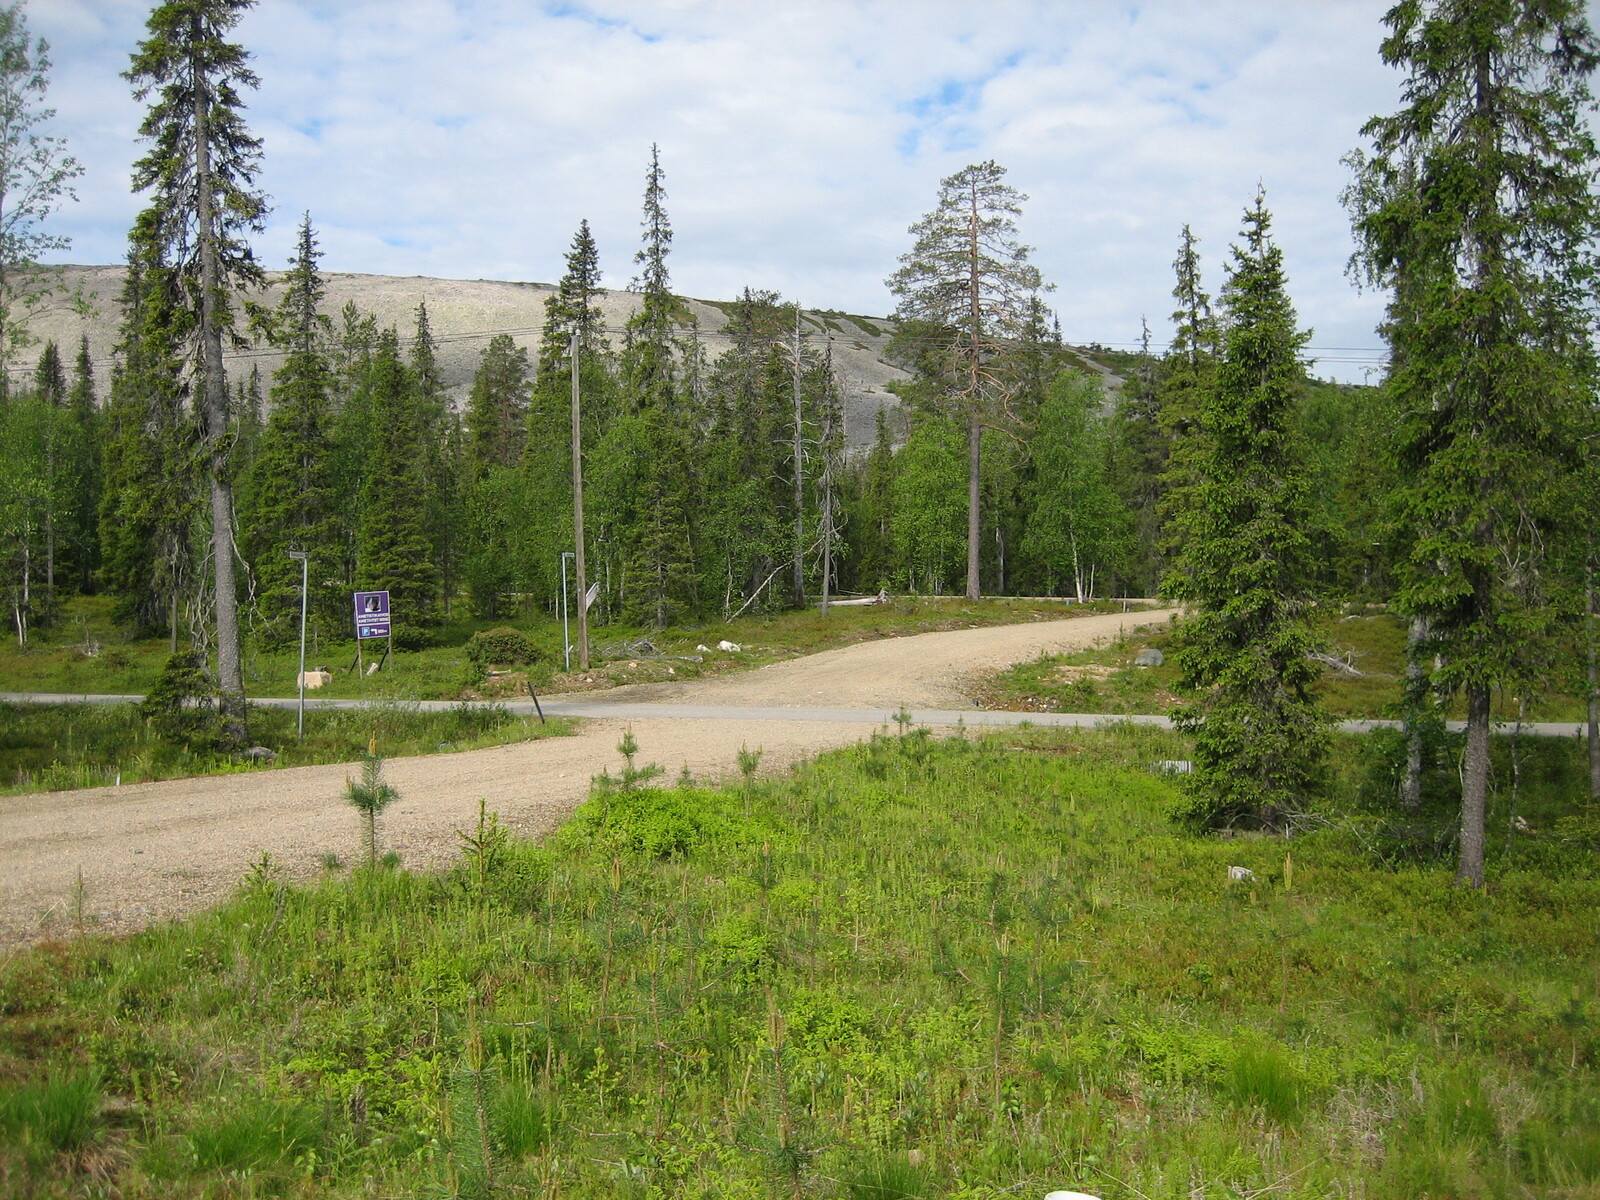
1;722;1595;1198
0;594;1139;704
0;699;572;796
979;610;1594;722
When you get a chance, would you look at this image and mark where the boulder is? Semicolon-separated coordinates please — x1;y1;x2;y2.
298;669;333;690
1134;647;1164;668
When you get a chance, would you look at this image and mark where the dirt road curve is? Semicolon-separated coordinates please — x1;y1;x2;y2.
1;608;1175;948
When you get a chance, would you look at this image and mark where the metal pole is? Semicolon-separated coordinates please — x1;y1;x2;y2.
560;551;573;673
570;330;590;670
288;550;309;740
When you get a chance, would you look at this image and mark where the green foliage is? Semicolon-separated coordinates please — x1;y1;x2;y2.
0;1066;102;1155
2;725;1598;1197
1346;0;1600;884
186;1091;323;1175
465;624;537;668
1164;193;1329;829
139;647;217;748
344;750;399;868
356;330;442;636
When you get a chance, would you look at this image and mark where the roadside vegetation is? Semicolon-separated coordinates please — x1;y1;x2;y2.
0;700;571;797
0;594;1138;703
2;725;1596;1198
980;613;1593;724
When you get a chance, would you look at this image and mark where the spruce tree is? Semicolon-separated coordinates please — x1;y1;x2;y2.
1164;192;1328;830
408;300;461;616
605;145;696;625
240;214;336;643
356;329;439;640
1347;0;1600;886
524;221;613;614
126;0;268;744
462;333;531;616
98;219;197;640
1156;225;1219;583
62;336;100;592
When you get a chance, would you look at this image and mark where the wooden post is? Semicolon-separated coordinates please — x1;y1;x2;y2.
571;331;590;671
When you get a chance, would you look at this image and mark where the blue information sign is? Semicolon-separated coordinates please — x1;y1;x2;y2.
354;590;391;640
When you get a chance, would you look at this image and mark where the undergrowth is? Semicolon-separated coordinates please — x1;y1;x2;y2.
0;700;571;795
1;725;1595;1198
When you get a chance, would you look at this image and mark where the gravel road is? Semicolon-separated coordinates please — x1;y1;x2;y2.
0;607;1176;948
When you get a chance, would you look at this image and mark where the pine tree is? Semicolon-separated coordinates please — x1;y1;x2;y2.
1164;192;1328;830
126;0;268;745
887;161;1048;600
1346;0;1600;886
356;329;439;640
240;214;336;643
0;1;82;397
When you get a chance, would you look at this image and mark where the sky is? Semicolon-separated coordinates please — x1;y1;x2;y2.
32;0;1405;382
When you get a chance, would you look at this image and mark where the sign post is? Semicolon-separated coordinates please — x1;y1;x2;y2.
353;590;392;674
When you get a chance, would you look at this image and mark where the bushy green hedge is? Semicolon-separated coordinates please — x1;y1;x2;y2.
465;626;538;667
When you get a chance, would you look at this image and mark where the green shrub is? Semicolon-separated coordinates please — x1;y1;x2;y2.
467;626;538;667
139;649;218;747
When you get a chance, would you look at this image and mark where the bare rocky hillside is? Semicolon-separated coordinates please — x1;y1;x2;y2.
33;266;912;450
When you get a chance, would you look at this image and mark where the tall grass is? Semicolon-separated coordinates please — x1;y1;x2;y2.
1;724;1595;1198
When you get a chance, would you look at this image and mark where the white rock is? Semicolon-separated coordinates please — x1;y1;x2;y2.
298;669;332;690
1044;1192;1103;1200
718;640;742;652
1228;865;1255;883
696;644;711;653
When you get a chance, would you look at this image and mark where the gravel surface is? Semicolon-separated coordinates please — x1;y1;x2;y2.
0;608;1175;948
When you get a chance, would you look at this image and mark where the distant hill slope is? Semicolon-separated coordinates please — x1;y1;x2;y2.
30;266;915;450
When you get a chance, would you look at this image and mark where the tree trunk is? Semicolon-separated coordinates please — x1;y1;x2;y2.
966;413;981;600
1458;683;1491;888
193;44;246;748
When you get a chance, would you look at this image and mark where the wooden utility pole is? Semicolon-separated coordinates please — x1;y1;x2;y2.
792;305;805;605
570;331;590;670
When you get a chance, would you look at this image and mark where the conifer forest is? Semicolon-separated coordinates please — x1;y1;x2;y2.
3;1;1600;1197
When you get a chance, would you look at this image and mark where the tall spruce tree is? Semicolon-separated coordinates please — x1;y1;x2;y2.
523;221;612;614
1347;0;1600;886
356;329;439;639
98;218;196;641
62;336;100;592
887;161;1047;600
603;144;696;625
126;0;268;745
240;214;336;643
1156;225;1219;584
462;333;531;616
1164;192;1328;830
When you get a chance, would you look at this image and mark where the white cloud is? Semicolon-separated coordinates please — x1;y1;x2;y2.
30;0;1405;379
